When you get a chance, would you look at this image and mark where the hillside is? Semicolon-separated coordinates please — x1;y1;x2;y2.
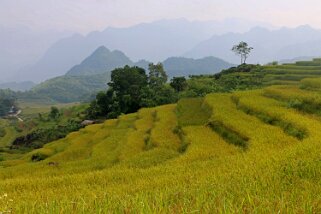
65;46;233;77
1;77;321;212
30;72;111;103
163;56;234;77
66;46;133;76
23;49;234;104
1;59;321;212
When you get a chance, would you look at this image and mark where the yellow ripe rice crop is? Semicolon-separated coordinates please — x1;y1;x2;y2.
2;86;321;212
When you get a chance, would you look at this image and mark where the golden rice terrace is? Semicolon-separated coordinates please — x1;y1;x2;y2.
2;59;321;212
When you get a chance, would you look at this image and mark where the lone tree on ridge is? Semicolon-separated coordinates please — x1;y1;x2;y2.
232;42;253;64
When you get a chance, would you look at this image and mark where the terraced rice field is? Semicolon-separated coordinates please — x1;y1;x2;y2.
1;80;321;212
2;59;321;212
261;58;321;85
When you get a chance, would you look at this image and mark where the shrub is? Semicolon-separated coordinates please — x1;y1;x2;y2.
31;153;49;162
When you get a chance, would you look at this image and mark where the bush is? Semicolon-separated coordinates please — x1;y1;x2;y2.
219;64;262;76
31;153;49;162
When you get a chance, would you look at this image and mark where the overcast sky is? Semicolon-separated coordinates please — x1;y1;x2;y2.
2;0;321;33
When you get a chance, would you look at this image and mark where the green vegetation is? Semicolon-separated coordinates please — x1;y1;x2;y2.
28;72;111;103
87;64;177;119
3;103;88;152
208;120;249;149
301;77;321;89
163;56;234;77
0;89;16;117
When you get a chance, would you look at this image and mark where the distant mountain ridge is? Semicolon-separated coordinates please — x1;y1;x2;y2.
65;46;234;78
66;46;132;76
185;25;321;64
27;46;234;103
14;18;273;82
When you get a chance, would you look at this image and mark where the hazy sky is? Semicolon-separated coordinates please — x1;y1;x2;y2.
2;0;321;33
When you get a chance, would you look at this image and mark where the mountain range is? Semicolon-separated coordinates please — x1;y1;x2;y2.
26;46;233;103
8;18;272;82
66;46;133;76
4;19;321;84
0;25;71;81
66;46;234;78
185;25;321;64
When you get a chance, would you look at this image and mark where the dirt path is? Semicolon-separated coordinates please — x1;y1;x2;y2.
14;110;23;122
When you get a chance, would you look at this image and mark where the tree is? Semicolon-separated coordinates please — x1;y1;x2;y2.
0;89;16;117
148;63;168;88
86;65;178;119
108;65;148;113
48;107;60;120
232;42;253;64
170;77;188;92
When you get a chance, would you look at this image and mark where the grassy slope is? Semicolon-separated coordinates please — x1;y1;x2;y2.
1;84;321;212
2;60;321;212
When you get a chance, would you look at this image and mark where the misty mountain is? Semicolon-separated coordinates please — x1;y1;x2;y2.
17;18;272;82
65;46;233;78
66;46;133;76
26;45;233;103
163;56;234;77
0;81;35;92
185;25;321;64
0;25;71;82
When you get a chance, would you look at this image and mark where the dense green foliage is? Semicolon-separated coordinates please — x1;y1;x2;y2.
163;56;234;77
12;119;82;149
0;89;16;117
87;65;177;119
170;76;188;92
8;104;87;150
29;72;111;103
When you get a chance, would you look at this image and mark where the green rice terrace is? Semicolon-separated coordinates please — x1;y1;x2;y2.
2;59;321;212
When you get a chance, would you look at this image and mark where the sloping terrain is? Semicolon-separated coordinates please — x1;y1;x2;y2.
66;46;133;76
223;58;321;87
1;76;321;212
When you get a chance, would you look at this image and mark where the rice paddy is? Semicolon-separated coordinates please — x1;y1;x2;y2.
1;59;321;212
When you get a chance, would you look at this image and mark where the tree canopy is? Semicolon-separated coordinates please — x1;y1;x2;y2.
232;42;253;64
0;89;16;117
87;64;177;119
